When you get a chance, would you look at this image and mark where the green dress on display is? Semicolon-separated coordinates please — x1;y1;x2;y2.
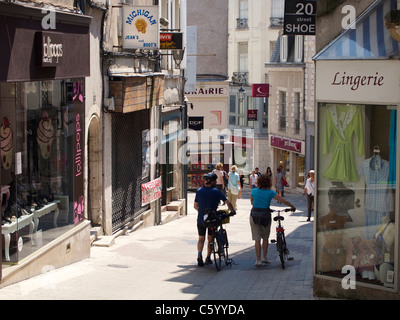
323;104;364;182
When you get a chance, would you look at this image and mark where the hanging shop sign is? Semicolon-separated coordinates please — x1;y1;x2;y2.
0;4;91;81
283;0;316;35
141;177;162;206
316;60;400;104
123;5;159;49
188;116;204;131
160;32;183;50
271;135;303;153
252;84;269;97
247;109;258;121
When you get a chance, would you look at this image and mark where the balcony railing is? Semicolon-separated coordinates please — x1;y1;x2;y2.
236;18;248;29
231;72;248;86
270;17;283;28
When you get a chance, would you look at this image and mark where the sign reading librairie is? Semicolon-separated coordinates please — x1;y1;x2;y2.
123;6;159;49
283;0;316;35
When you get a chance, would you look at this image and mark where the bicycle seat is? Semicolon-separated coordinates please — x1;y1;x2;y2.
273;216;285;221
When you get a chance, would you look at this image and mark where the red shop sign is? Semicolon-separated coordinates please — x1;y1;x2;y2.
231;136;253;150
270;135;302;153
252;84;269;97
247;109;258;121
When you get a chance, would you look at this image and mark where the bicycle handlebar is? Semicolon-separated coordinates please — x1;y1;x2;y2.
270;208;295;213
204;209;236;227
218;210;237;217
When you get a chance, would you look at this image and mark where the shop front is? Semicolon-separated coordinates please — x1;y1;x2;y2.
0;3;91;286
185;81;229;190
314;0;400;298
270;134;306;190
108;74;164;232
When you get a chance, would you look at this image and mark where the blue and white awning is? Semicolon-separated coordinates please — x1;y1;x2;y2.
314;0;399;60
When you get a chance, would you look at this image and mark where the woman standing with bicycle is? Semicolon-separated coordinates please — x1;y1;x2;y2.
250;174;296;267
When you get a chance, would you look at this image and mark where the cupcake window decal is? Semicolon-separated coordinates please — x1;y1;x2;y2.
37;111;54;159
0;117;13;170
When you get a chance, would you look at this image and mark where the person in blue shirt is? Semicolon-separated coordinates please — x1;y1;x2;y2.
194;172;235;266
250;174;295;267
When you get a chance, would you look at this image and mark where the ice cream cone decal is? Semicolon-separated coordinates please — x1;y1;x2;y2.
37;111;54;159
0;117;13;170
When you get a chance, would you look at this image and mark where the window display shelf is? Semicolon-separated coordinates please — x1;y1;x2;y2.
2;200;61;262
2;214;35;261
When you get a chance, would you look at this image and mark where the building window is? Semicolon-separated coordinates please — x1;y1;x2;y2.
279;90;287;131
280;35;288;62
229;93;252;128
270;0;284;27
239;0;248;21
270;41;276;61
239;42;248;73
294;92;301;134
230;95;236;113
262;98;268;129
294;35;304;62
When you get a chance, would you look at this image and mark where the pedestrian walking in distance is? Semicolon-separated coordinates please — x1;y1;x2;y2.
304;170;315;221
227;165;241;210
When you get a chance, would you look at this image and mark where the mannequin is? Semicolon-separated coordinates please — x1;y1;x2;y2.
319;207;348;272
372;216;395;286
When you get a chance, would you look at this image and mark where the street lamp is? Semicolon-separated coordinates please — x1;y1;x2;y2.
238;86;246;102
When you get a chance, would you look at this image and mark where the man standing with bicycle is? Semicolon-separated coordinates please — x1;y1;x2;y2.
194;172;235;266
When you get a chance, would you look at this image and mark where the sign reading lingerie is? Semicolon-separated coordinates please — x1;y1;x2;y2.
141;177;162;206
123;5;159;50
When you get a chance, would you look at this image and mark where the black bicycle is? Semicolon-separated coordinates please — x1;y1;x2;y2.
270;208;295;269
204;209;236;271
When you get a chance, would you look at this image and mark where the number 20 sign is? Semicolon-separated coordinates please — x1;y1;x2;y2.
283;0;316;35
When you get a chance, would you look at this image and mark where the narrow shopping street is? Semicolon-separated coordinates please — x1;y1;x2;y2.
0;189;317;301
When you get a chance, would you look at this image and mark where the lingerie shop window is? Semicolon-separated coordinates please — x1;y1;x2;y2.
316;103;396;288
1;80;84;264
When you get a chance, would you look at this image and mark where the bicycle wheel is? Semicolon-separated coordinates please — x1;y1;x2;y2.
277;233;286;269
221;229;230;265
212;236;222;271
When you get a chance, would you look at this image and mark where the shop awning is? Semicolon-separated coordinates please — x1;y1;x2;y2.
314;0;399;60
